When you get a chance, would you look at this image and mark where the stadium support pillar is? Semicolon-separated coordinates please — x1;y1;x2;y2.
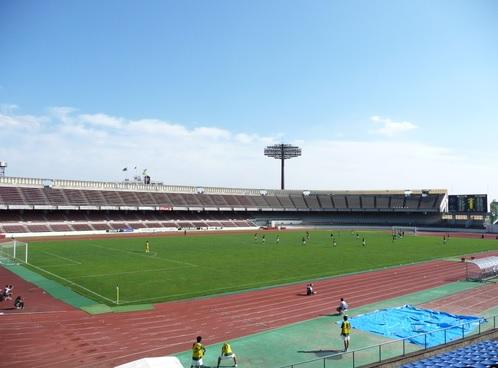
281;153;285;190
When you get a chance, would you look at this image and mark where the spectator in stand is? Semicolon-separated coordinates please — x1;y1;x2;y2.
336;298;349;315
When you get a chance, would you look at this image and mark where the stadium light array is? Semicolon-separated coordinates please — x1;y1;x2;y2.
264;144;302;190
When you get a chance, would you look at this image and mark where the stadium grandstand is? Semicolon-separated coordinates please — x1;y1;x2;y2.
0;175;474;238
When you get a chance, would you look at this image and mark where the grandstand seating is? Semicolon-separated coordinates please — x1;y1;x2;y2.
401;339;498;368
0;184;446;212
333;195;347;209
361;195;375;209
303;195;320;209
0;177;452;235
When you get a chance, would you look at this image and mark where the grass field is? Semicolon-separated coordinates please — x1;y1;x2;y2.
20;230;498;306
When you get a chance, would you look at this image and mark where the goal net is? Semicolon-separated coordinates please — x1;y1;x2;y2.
0;240;29;265
392;226;418;236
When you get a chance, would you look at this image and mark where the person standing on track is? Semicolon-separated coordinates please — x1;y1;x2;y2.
191;336;206;368
340;315;352;351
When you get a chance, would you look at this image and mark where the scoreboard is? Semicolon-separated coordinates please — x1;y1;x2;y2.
448;195;488;213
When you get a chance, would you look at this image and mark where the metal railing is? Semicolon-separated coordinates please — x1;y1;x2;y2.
278;314;497;368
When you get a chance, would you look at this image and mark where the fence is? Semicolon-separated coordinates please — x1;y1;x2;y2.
278;314;497;368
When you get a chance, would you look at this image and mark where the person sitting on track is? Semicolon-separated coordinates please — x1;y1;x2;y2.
306;283;316;296
216;342;237;367
1;284;13;301
14;296;24;310
336;298;349;315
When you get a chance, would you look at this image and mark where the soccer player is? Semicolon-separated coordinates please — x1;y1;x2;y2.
145;240;150;254
276;235;280;244
362;238;366;247
262;234;266;244
302;236;307;246
217;342;237;367
340;315;352;351
191;336;206;368
254;233;258;242
333;238;337;247
306;231;310;240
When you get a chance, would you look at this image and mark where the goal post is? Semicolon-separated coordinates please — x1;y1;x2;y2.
0;240;29;265
391;226;418;236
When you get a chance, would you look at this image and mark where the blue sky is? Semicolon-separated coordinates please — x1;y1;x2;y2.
0;1;497;200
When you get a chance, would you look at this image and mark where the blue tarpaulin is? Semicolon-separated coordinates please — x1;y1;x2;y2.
343;305;484;348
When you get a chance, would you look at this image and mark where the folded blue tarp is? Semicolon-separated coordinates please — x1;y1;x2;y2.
343;305;484;348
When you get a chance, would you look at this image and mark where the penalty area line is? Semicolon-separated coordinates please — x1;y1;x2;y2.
87;243;198;267
42;251;82;265
25;262;116;304
77;266;191;278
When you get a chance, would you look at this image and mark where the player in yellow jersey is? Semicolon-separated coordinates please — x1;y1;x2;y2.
191;336;206;367
340;315;352;351
217;342;237;367
145;240;150;254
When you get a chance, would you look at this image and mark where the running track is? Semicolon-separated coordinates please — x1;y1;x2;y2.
0;257;475;368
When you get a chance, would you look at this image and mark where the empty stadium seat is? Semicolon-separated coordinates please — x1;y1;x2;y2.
401;340;498;368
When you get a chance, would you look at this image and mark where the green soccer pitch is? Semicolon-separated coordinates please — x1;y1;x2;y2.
22;230;498;306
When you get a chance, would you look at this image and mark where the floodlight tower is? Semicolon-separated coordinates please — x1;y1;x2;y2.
0;161;7;177
264;144;302;190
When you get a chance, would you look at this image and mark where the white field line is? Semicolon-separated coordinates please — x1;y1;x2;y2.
77;266;191;279
37;263;81;268
25;262;116;304
87;243;198;267
42;251;82;265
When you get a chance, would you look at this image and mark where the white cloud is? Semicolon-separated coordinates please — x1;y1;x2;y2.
79;113;124;129
128;119;191;138
0;106;496;202
0;112;45;128
192;127;231;140
371;115;417;136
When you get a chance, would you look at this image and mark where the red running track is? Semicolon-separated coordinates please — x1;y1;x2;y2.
0;259;469;368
